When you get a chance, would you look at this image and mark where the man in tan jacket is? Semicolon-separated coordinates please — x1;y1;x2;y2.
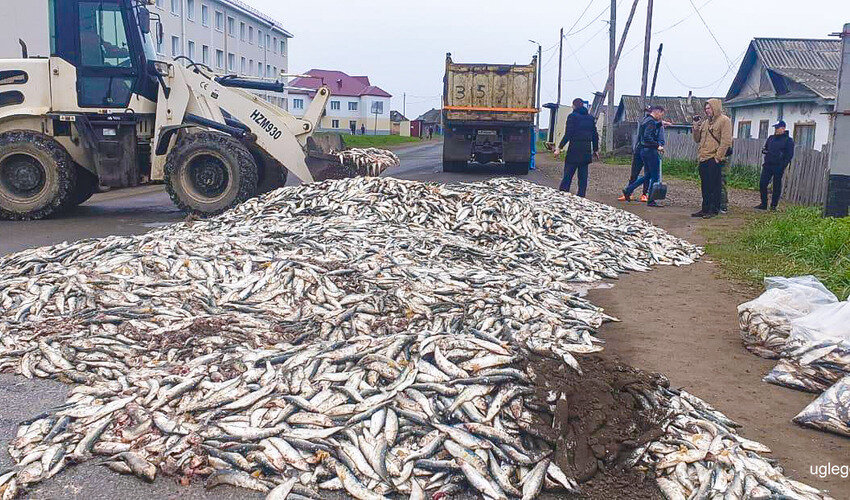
691;98;732;218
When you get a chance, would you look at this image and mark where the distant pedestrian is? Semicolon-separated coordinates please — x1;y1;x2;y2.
691;99;732;219
620;105;666;207
350;122;356;135
360;124;366;135
553;98;599;197
756;120;794;211
428;127;433;140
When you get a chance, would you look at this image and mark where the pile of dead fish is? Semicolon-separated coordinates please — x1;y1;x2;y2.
0;177;830;499
640;389;835;500
333;148;400;177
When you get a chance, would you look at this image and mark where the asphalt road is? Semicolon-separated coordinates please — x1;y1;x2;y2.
0;140;542;499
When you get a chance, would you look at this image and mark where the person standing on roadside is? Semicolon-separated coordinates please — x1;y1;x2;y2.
620;105;666;207
757;120;794;210
691;99;732;219
619;108;672;203
553;98;600;197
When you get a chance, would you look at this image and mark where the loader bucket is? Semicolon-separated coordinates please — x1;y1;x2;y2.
305;135;357;181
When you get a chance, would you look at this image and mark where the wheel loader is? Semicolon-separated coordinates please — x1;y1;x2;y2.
0;0;332;220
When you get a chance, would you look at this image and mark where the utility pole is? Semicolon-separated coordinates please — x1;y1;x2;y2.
528;40;543;131
825;23;850;217
599;0;641;111
557;27;564;105
403;93;406;118
606;0;617;152
650;43;663;101
640;0;654;110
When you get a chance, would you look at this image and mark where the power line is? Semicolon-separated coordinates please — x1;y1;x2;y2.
653;0;715;35
565;0;597;36
687;0;731;66
661;49;745;90
567;0;621;36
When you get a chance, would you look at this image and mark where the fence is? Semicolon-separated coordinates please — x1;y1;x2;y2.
662;134;830;205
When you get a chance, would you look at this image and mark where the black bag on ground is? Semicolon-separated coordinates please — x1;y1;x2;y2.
648;158;668;202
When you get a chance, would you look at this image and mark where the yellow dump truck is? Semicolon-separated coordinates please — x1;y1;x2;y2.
441;53;538;174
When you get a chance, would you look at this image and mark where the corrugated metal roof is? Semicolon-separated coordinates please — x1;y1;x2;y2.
752;38;840;99
615;95;723;126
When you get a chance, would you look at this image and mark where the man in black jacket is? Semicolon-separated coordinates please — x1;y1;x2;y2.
757;120;795;210
553;98;599;197
621;105;666;207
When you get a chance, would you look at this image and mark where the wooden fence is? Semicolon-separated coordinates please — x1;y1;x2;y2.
662;134;830;205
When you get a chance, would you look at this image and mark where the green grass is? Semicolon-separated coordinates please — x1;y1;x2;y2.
704;207;850;299
602;155;760;190
340;135;423;149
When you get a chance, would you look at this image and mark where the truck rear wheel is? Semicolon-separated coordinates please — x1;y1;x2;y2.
443;161;466;173
507;162;530;175
165;132;258;216
0;130;76;220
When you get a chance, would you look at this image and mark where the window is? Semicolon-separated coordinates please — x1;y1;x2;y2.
793;123;816;149
215;49;224;69
266;34;271;48
170;0;179;14
266;64;271;77
249;26;254;43
201;4;209;26
249;59;253;74
202;45;209;64
272;66;277;78
156;0;163;7
240;22;246;40
171;36;180;57
293;98;304;110
227;53;235;72
227;16;235;36
348;102;358;111
273;37;278;53
332;119;339;128
758;120;770;139
240;57;246;74
186;0;195;20
330;101;340;110
257;64;262;77
156;31;164;54
77;1;135;107
258;30;263;47
280;40;285;54
215;11;223;31
349;120;357;131
737;120;751;139
187;40;195;61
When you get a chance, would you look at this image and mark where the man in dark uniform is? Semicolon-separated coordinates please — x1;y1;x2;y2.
756;120;795;210
553;98;599;197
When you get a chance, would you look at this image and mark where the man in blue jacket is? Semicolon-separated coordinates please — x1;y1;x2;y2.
621;105;666;207
756;120;795;211
553;98;600;197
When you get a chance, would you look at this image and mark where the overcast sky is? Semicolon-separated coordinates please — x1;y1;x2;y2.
254;0;847;123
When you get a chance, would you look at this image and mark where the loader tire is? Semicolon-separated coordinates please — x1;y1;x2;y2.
0;130;76;220
251;148;289;195
69;165;98;207
507;162;529;175
443;161;466;173
164;132;258;216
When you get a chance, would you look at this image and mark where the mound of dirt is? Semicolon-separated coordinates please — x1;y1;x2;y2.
524;354;667;499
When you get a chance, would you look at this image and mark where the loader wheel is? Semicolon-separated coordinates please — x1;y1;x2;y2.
164;132;258;216
68;165;98;207
443;161;466;173
251;148;289;195
0;130;76;220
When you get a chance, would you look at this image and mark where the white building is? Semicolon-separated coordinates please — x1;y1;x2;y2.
725;38;839;150
288;70;392;135
152;0;292;108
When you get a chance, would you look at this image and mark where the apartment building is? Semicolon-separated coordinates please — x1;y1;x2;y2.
152;0;291;108
288;70;393;135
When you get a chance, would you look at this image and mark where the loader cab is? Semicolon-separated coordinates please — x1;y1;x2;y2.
50;0;158;108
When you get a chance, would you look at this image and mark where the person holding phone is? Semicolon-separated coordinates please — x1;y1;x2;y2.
691;99;732;219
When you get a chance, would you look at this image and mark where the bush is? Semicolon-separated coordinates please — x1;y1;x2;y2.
705;207;850;299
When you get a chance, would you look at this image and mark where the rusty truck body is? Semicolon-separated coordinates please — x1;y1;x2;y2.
441;53;538;174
